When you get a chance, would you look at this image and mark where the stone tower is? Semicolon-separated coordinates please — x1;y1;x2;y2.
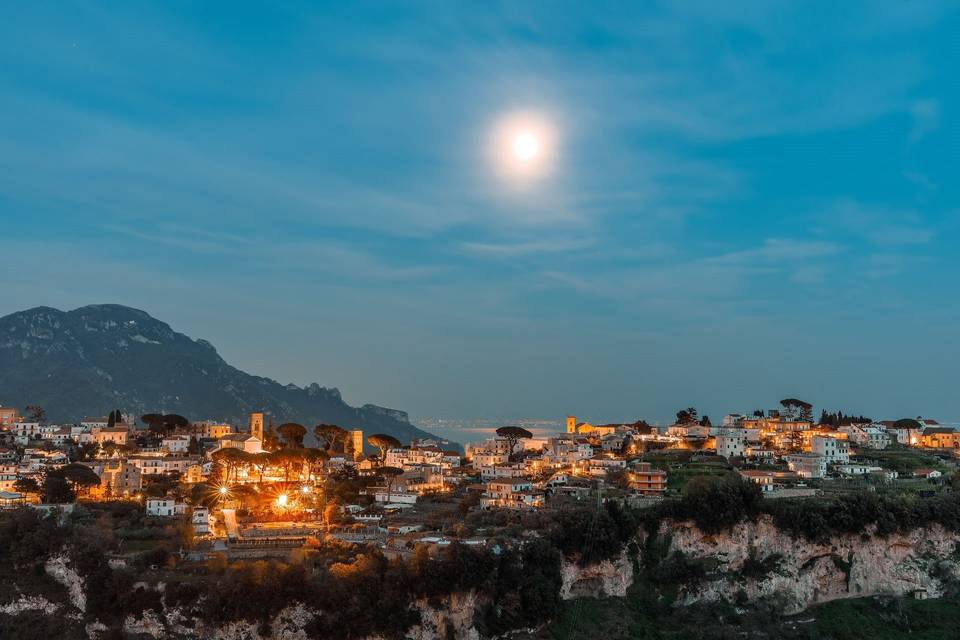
249;412;264;441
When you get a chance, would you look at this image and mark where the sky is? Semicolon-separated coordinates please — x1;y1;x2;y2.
1;2;959;425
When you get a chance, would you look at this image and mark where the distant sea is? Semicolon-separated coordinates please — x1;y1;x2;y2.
413;418;565;445
416;417;960;446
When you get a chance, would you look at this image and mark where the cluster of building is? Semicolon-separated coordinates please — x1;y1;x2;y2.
1;399;956;540
463;416;668;509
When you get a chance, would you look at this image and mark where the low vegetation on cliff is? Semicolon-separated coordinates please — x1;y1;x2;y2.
4;477;960;638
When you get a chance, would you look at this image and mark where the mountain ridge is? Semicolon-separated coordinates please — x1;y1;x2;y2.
0;304;450;448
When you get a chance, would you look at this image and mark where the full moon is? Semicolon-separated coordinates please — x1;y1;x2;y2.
488;110;557;183
512;132;540;161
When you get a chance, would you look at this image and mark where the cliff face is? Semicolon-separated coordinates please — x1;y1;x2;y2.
556;516;960;615
660;517;960;613
560;549;633;600
6;520;960;639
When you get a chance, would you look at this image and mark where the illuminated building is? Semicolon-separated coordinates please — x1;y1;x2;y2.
248;412;264;441
350;429;364;460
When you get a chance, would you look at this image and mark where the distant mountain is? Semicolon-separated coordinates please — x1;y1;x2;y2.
0;304;451;448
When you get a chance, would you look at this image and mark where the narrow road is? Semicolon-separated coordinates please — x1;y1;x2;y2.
222;508;240;540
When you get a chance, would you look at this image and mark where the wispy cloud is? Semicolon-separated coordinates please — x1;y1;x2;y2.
459;237;593;258
909;98;941;143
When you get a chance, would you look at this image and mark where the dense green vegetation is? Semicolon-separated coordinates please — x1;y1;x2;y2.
543;590;960;640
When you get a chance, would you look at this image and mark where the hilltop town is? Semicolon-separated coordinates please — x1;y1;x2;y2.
0;399;955;551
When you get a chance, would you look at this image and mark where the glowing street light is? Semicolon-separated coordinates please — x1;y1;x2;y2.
276;493;289;508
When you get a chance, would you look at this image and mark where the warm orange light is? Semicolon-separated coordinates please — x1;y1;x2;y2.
276;493;288;508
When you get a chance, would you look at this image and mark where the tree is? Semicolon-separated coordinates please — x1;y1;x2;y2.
378;466;404;503
276;423;307;448
681;474;762;534
141;413;163;428
141;413;188;436
248;451;273;484
163;414;189;431
13;477;39;494
25;405;45;423
367;434;402;464
211;448;248;483
894;418;923;430
60;463;100;496
106;409;123;428
303;448;329;482
42;472;74;503
675;407;698;425
263;421;280;451
699;415;712;427
315;424;348;453
779;398;813;422
495;426;534;459
269;448;306;482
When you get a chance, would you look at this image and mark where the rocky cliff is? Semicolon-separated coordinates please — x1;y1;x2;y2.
0;304;448;447
660;516;960;613
5;519;960;639
559;516;960;615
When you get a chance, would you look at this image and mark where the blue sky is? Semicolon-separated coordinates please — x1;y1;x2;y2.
2;2;959;424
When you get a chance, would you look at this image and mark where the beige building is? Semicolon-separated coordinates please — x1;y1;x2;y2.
350;429;364;460
197;422;233;439
219;433;262;453
86;426;129;446
100;460;142;496
0;407;18;427
565;416;616;437
249;412;264;441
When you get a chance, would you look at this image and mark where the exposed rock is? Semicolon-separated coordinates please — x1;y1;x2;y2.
124;609;167;638
45;551;86;612
407;592;484;640
560;549;633;599
658;516;960;613
0;595;60;615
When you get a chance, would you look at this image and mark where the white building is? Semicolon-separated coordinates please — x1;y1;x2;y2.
216;433;262;453
838;425;891;450
811;436;849;464
723;414;747;427
586;457;627;477
81;417;110;430
146;498;185;517
716;429;747;459
385;446;460;471
128;456;196;476
480;480;543;510
480;462;526;479
162;435;192;454
191;507;212;534
785;453;827;479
